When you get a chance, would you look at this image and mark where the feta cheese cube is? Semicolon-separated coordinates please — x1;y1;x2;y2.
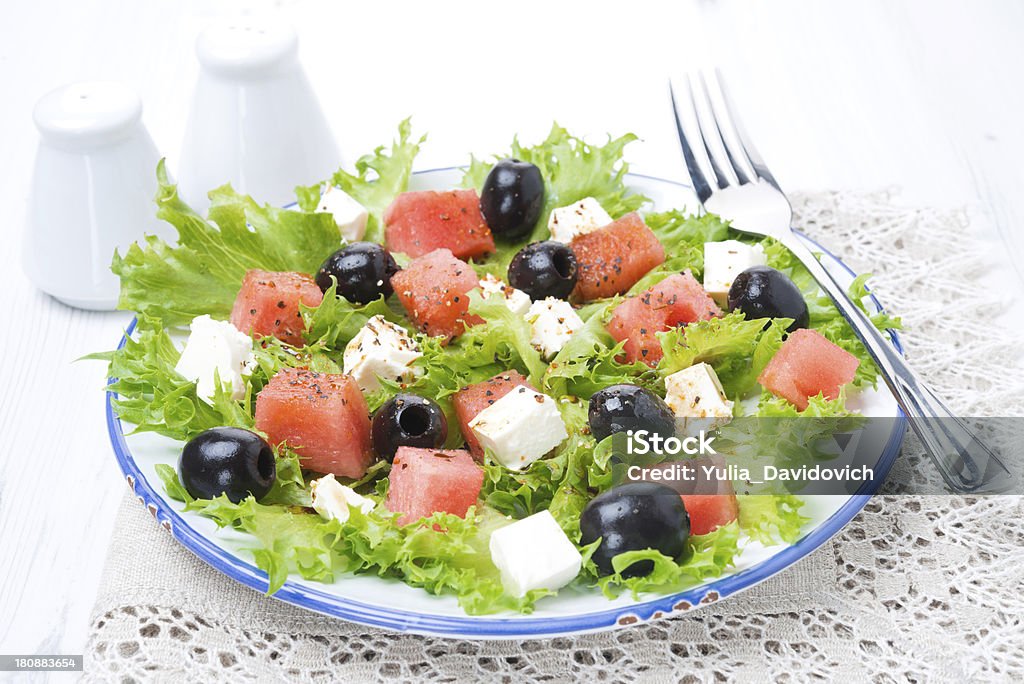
343;315;422;393
174;314;255;403
469;386;568;470
310;474;375;523
702;240;766;305
489;510;582;597
664;362;735;436
547;197;613;243
318;185;369;242
525;297;584;360
479;274;531;316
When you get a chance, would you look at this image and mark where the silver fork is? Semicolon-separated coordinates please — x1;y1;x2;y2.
669;70;1015;494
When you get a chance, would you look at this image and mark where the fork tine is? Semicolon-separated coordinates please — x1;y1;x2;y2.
697;71;753;186
668;78;714;204
706;68;781;190
691;72;742;189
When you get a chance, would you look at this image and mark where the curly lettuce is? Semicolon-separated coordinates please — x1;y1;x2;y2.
736;494;808;545
301;283;405;351
296;118;424;243
462;125;649;272
114;122;420;327
159;471;546;613
591;522;741;599
112;164;340;327
87;315;254;442
543;300;660;399
634;210;731;292
657;312;790;401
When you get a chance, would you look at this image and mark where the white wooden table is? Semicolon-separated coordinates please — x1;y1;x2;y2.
1;0;1022;672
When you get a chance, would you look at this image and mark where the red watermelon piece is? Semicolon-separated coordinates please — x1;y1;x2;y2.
758;328;860;410
384;189;495;260
570;212;666;301
391;248;483;342
680;493;739;536
634;456;739;535
452;370;533;459
230;269;323;346
254;368;373;478
385;447;484;526
607;272;722;367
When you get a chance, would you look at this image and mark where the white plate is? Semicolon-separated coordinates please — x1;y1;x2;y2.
106;169;905;638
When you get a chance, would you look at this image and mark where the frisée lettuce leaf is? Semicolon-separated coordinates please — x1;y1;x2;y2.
736;494;808;545
657;312;791;401
175;487;548;613
114;121;420;327
590;522;741;599
88;315;254;442
112;163;341;327
301;283;406;351
296;118;424;243
635;210;731;290
543;300;660;399
462;125;650;260
461;291;547;387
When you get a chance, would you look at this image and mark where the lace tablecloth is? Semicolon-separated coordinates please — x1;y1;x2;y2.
83;191;1024;682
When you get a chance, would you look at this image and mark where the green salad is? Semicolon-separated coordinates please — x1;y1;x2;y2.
94;121;899;614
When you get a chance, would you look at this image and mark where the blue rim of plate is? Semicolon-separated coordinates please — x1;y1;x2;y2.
105;170;906;638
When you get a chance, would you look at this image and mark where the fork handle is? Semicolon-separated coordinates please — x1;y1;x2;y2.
781;236;1016;494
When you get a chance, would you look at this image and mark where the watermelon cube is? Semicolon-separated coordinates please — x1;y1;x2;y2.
758;328;860;409
391;248;483;342
638;456;739;535
680;493;739;536
385;447;484;526
570;212;666;301
384;189;495;260
254;368;373;478
452;370;533;459
607;272;721;367
230;269;323;346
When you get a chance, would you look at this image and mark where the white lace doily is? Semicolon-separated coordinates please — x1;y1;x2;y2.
83;191;1024;682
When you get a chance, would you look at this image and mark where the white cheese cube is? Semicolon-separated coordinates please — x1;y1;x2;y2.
174;314;255;403
525;297;584;360
702;240;767;305
469;386;568;470
343;315;422;393
547;197;613;243
664;362;735;436
310;474;375;523
478;274;531;316
489;510;582;597
318;185;369;242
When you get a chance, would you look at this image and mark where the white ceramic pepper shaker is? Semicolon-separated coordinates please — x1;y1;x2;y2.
177;19;340;210
24;81;169;310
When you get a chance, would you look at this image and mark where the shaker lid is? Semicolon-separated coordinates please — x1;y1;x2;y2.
33;81;142;148
196;19;299;78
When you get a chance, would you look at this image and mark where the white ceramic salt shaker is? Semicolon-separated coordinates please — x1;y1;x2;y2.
25;81;169;310
177;19;340;210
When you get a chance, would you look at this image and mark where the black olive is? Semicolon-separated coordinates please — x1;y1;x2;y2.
727;265;809;332
479;158;545;240
580;482;690;577
371;394;448;461
178;427;276;503
588;384;676;443
316;242;399;305
507;241;578;301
